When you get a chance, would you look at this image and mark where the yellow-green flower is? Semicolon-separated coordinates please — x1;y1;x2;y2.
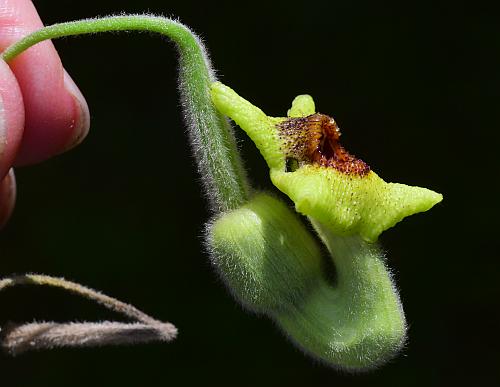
211;82;442;242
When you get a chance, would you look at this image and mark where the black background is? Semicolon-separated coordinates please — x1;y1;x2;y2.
0;0;498;386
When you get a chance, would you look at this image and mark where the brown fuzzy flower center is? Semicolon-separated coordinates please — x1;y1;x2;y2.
278;113;370;176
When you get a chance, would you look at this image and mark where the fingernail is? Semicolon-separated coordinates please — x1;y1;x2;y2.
0;168;16;229
62;70;90;151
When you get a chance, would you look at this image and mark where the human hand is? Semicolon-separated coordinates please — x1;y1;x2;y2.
0;0;89;227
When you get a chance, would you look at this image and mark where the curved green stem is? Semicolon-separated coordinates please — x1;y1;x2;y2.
2;15;250;212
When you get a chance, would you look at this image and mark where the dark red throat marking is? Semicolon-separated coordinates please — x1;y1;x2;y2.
278;113;370;176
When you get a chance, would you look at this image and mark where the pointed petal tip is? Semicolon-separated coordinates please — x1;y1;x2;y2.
399;184;444;214
362;184;444;242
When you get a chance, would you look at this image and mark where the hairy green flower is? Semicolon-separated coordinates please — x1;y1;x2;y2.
209;82;442;369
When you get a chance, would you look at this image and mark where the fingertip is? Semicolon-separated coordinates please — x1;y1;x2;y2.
10;46;88;165
0;58;24;177
0;0;89;165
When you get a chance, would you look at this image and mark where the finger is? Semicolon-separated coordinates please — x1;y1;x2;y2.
0;58;24;178
0;168;16;229
0;0;90;166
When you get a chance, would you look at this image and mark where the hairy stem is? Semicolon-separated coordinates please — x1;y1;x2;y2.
0;274;158;324
2;15;250;212
0;274;176;355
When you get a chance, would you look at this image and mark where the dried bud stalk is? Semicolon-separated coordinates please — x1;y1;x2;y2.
0;274;177;355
